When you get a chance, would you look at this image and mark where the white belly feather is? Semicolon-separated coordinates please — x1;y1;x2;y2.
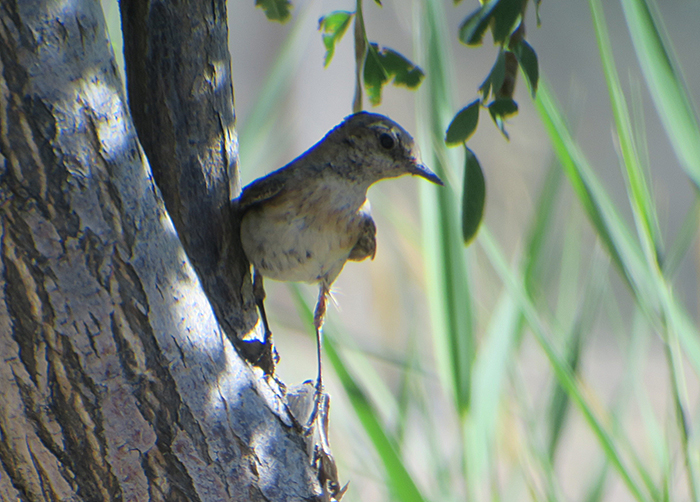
240;180;371;285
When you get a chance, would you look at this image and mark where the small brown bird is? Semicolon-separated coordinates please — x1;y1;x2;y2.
238;112;443;423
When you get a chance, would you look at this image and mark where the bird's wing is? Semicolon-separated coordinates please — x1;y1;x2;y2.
237;174;287;213
348;213;377;262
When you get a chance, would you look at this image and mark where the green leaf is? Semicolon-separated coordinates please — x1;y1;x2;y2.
363;44;424;106
459;0;499;46
512;40;539;96
255;0;292;22
492;0;523;43
445;100;480;145
363;44;389;106
479;50;506;100
462;147;486;244
488;97;517;117
488;98;518;138
380;48;424;88
318;10;354;67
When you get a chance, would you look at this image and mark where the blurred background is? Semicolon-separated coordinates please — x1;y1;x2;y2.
103;0;700;500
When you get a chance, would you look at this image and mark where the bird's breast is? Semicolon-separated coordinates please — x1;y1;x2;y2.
240;184;370;285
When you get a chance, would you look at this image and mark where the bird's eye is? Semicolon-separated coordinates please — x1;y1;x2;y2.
379;133;395;150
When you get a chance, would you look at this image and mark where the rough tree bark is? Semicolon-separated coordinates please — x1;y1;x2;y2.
0;0;322;500
119;0;261;356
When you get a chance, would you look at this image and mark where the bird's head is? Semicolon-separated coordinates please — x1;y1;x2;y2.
318;112;444;188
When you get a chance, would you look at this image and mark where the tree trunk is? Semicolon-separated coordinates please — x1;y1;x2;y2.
0;0;320;500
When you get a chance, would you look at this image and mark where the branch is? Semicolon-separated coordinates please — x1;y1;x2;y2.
121;0;260;352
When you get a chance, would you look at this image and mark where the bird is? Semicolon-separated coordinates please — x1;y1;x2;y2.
237;111;443;425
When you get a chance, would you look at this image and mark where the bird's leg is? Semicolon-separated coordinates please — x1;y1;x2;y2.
253;269;271;344
308;282;329;427
252;269;279;375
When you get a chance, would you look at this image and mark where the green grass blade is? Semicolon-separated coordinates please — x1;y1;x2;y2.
464;292;520;499
479;226;653;502
663;198;700;278
663;313;700;502
620;0;700;189
325;342;429;502
554;207;584;325
589;3;700;497
535;80;657;308
536;80;700;379
608;310;662;501
548;247;607;461
630;318;670;488
583;461;610;502
523;161;563;301
589;0;662;264
288;286;429;502
415;0;475;415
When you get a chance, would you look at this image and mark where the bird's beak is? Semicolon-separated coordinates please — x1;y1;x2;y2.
409;160;444;186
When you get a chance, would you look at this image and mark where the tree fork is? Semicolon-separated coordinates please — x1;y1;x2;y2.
0;0;320;500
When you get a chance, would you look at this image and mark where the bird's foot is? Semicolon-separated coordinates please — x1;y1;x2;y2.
303;378;324;433
309;391;348;500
